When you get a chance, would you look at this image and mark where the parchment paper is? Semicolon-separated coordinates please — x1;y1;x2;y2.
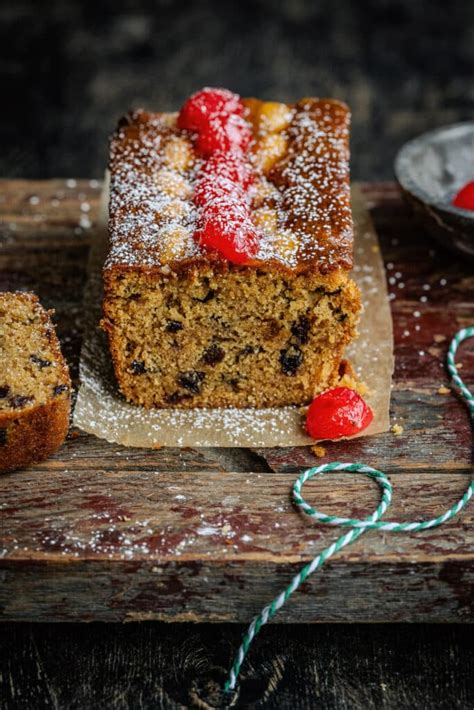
73;184;394;447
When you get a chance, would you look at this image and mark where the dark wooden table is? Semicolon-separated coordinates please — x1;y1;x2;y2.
2;622;473;709
1;180;473;708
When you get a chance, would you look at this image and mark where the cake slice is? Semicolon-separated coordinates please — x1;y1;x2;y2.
102;90;361;408
0;292;71;471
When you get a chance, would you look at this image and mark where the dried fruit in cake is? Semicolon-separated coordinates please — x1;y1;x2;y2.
306;387;373;440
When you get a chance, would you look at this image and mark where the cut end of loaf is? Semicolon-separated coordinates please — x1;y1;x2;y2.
102;266;361;409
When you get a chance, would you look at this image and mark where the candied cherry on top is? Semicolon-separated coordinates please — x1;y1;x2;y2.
452;180;474;211
306;387;373;440
179;87;258;263
177;87;244;132
196;202;259;264
196;113;253;158
193;174;246;207
200;151;254;191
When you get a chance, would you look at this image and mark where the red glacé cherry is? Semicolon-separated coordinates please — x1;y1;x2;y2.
177;88;243;132
193;174;245;207
306;387;373;440
181;86;257;264
200;151;254;191
196;203;259;264
196;113;253;157
452;180;474;211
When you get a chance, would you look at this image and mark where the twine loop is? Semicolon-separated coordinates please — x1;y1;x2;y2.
224;326;474;693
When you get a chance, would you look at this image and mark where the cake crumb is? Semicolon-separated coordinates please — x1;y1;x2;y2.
437;386;450;395
391;423;404;436
337;360;369;397
434;334;446;343
311;444;326;458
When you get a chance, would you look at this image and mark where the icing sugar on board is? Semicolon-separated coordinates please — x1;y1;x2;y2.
73;183;393;447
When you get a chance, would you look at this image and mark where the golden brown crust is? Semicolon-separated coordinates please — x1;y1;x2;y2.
0;292;71;472
0;397;70;472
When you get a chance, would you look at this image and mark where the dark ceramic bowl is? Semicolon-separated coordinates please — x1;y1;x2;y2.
395;122;474;258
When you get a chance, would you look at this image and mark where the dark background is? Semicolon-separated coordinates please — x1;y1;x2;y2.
2;1;473;708
1;0;473;180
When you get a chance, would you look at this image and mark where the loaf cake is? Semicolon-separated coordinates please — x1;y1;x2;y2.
102;89;361;408
0;292;71;471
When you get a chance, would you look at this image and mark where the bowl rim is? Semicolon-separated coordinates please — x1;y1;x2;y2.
394;121;474;221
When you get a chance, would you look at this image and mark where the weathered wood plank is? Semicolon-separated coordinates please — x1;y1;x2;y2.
3;469;472;561
2;554;472;624
1;470;472;622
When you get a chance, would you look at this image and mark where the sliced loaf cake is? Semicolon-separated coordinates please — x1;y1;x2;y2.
0;292;71;472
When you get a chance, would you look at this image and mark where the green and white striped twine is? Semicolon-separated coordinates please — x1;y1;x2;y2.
224;326;474;693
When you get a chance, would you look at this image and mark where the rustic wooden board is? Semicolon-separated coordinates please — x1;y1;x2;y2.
0;180;473;623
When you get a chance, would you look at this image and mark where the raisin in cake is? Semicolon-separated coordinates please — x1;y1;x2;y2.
102;89;361;408
0;292;71;471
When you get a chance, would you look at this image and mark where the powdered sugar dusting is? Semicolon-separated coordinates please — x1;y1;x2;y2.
269;101;353;271
106;100;353;273
106;111;200;268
